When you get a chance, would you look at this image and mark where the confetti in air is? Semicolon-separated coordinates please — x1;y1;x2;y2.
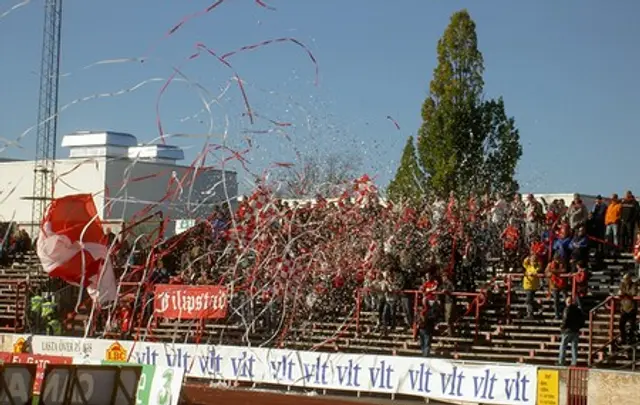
0;0;30;20
0;0;495;359
145;0;279;58
386;115;400;130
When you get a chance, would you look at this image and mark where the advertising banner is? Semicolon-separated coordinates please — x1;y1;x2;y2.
4;334;537;405
537;369;559;405
7;353;73;394
103;361;183;405
153;284;228;319
0;352;11;363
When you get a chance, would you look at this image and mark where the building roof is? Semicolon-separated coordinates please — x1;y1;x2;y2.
61;131;138;148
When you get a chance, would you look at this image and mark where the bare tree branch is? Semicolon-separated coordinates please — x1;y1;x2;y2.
275;153;362;198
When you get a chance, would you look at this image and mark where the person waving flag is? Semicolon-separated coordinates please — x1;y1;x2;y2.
36;194;117;303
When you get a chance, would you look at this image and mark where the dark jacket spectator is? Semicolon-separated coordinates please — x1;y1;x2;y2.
561;302;585;333
590;196;607;238
105;227;116;246
570;227;589;264
418;301;440;334
620;191;639;251
620;193;639;224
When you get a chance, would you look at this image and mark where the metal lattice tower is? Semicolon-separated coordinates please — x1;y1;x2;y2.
32;0;63;230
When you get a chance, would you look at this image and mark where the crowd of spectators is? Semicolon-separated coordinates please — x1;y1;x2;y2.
100;184;637;360
4;181;640;365
0;224;32;265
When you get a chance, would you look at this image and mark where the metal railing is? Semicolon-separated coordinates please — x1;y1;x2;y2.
0;279;29;333
567;367;589;405
13;280;27;333
504;272;579;322
587;295;640;366
355;288;485;341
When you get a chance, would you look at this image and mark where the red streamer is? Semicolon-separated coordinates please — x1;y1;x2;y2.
221;38;319;86
386;115;400;130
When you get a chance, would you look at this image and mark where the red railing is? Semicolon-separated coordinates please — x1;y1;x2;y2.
0;279;29;333
355;288;485;341
587;295;640;366
93;279;147;339
16;281;27;332
505;273;578;322
566;367;588;405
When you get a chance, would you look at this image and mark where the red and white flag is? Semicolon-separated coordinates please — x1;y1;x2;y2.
36;194;117;303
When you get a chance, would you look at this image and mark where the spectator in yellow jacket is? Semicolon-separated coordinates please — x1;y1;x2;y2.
523;255;541;318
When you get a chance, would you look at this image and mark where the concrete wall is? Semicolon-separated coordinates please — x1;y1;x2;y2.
0;158;237;238
0;158;107;226
588;369;640;405
531;193;599;210
103;159;237;237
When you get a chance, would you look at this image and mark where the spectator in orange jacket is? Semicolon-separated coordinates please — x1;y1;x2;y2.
605;194;622;253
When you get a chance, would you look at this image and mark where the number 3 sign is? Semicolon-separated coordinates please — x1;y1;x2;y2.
150;367;183;405
102;362;184;405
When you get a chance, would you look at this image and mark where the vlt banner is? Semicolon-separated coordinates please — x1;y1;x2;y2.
103;361;184;405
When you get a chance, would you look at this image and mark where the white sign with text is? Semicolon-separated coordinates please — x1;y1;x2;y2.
5;334;537;405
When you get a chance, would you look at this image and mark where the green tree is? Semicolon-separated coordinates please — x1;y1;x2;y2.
416;9;485;197
387;136;423;203
479;97;522;196
390;9;522;199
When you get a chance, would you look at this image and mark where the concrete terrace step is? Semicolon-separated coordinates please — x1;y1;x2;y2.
1;252;634;368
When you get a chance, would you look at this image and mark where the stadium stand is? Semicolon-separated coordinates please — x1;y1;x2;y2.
0;249;636;369
2;192;640;372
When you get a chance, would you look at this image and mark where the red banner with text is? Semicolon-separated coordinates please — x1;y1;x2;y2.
9;353;73;394
154;284;228;319
0;352;11;363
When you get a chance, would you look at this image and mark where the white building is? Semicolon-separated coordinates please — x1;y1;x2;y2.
0;131;237;237
530;193;600;209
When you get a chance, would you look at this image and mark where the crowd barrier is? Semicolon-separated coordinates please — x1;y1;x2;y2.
587;296;640;366
39;364;141;405
2;333;640;405
0;363;36;405
0;362;149;405
0;338;184;405
1;333;538;405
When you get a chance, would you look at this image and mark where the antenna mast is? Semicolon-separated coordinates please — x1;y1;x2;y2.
32;0;63;232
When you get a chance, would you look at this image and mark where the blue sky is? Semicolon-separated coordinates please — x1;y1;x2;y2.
0;0;638;196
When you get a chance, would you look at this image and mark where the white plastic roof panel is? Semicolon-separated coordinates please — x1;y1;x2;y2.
128;145;185;161
61;131;185;162
61;131;138;148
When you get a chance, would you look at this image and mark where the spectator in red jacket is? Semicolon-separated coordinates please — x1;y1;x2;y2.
574;261;590;310
502;219;521;272
531;236;548;270
420;272;439;305
545;254;567;319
